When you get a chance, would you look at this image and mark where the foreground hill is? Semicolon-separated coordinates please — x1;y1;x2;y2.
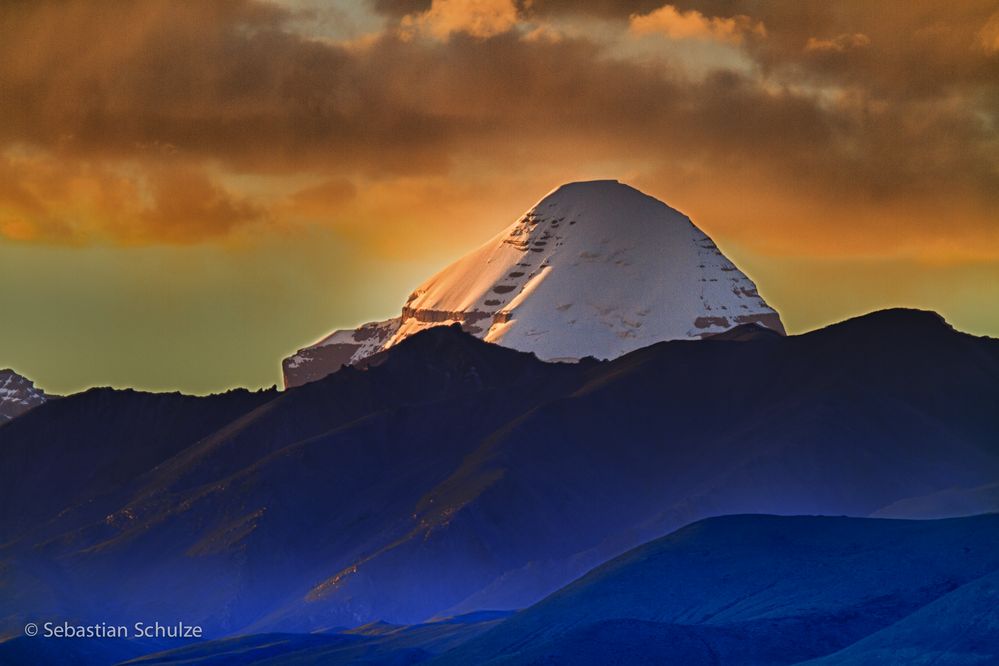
436;513;999;665
85;514;999;665
0;309;997;643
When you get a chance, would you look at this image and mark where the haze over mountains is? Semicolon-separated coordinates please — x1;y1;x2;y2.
284;180;784;388
2;308;997;655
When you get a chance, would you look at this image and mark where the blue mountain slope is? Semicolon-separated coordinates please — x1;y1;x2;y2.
801;568;999;665
102;514;999;665
118;612;513;666
0;636;189;666
434;514;999;665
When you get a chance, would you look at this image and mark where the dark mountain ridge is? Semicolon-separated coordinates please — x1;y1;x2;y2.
0;309;996;642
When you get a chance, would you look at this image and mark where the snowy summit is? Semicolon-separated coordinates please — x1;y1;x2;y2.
284;180;784;387
0;369;46;423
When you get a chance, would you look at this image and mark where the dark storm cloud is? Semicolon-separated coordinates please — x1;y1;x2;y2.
0;1;456;176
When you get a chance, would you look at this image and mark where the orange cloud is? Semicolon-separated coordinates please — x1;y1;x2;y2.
136;168;265;244
400;0;519;39
0;150;263;245
288;178;358;217
0;0;994;261
978;11;999;53
805;33;871;53
629;4;765;44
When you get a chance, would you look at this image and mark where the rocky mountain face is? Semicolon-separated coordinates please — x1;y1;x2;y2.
1;309;996;645
284;180;783;388
0;369;47;423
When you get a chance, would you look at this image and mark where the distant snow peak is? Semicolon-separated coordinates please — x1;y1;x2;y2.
284;180;784;388
0;369;46;423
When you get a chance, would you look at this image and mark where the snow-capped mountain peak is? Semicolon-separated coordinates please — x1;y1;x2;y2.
0;369;47;423
284;180;784;387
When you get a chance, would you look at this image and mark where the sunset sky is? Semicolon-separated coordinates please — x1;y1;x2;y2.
2;0;998;394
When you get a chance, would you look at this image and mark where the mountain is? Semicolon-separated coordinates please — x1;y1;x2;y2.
283;180;784;388
91;514;999;665
871;481;999;519
435;514;999;665
0;386;275;544
1;309;997;649
0;369;47;423
108;611;514;666
0;611;515;666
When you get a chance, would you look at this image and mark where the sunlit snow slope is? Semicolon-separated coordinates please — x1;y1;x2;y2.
284;180;783;387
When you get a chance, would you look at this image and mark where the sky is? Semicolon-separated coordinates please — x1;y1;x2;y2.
1;0;997;394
